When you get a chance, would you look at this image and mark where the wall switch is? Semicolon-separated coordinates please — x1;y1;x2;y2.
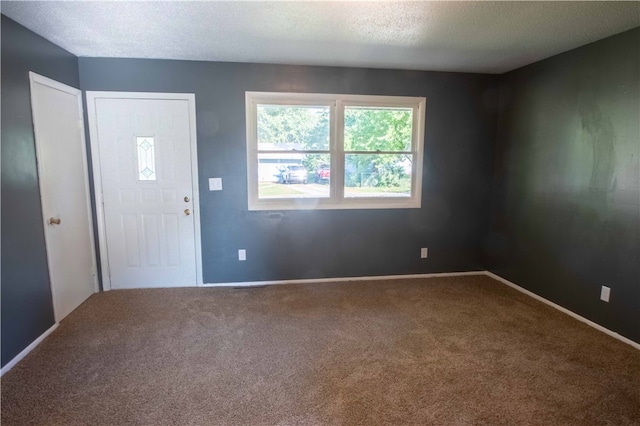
420;247;428;259
238;249;246;261
209;178;223;191
600;286;610;302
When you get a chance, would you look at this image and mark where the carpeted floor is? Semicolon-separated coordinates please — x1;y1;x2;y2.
2;275;639;425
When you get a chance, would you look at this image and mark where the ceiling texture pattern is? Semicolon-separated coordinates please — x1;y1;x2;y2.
2;1;639;74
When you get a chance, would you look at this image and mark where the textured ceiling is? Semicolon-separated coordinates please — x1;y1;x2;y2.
1;1;639;74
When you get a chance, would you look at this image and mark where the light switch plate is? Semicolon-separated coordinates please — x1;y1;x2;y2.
209;178;222;191
238;249;246;261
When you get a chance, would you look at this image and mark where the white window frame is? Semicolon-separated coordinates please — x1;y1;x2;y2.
246;92;425;210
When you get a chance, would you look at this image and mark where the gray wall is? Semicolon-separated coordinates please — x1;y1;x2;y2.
1;16;80;366
487;28;640;343
79;59;499;284
5;14;635;369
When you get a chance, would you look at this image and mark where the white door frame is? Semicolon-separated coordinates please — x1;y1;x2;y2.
86;91;203;290
29;72;99;320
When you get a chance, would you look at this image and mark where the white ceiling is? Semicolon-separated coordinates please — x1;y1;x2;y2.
2;1;639;74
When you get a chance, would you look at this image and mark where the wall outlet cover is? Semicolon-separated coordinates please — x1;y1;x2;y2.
238;249;246;261
420;247;428;258
600;285;610;302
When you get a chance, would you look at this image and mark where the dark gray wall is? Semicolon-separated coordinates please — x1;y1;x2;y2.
2;11;637;369
1;16;80;366
487;28;640;343
79;59;499;284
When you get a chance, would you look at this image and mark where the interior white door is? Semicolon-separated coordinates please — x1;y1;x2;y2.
29;72;97;322
92;96;198;289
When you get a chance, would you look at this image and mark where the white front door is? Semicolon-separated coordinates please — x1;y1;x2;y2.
29;73;97;322
88;93;201;289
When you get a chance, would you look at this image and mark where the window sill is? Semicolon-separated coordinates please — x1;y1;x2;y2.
248;198;421;211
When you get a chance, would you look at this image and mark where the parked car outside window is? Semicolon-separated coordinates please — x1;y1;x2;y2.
280;165;309;184
315;164;330;184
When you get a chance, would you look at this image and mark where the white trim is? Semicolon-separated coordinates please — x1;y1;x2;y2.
245;91;426;211
86;93;111;291
187;96;204;286
1;323;58;376
203;269;639;350
203;271;484;287
86;91;203;290
484;271;640;350
413;97;425;201
0;272;631;377
334;99;344;201
29;72;99;322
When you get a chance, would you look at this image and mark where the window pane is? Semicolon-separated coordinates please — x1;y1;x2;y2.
344;106;412;152
136;137;156;181
257;105;330;151
258;154;330;199
344;154;411;198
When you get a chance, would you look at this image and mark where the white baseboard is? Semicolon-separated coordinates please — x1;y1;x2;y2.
1;323;59;376
1;271;632;377
484;271;640;350
203;270;485;287
205;270;639;350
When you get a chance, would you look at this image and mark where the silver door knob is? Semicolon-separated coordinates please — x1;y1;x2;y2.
184;209;191;216
184;196;190;202
49;217;61;225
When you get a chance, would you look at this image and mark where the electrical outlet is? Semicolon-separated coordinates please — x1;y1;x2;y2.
420;247;428;259
238;249;246;261
600;285;610;302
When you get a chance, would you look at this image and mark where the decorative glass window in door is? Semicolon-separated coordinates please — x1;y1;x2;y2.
136;137;156;181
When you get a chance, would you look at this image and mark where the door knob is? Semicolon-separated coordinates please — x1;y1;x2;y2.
49;217;61;225
184;196;190;202
184;209;191;216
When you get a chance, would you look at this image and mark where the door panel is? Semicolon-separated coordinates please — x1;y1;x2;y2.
94;97;197;289
30;73;97;322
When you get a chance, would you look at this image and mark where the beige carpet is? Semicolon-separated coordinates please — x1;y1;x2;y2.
2;275;639;425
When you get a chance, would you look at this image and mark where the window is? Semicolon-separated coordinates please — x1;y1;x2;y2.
246;92;425;210
136;136;156;181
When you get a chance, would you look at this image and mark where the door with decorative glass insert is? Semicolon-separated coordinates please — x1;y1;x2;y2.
88;94;200;289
